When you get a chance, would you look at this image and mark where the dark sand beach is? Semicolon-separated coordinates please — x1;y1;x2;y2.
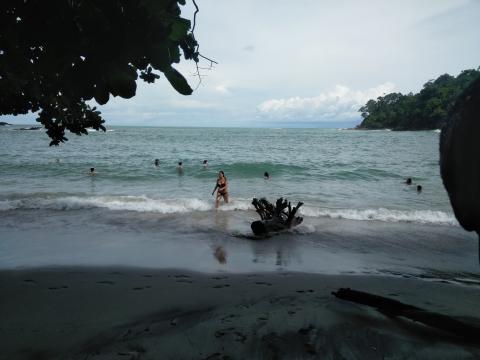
1;267;480;360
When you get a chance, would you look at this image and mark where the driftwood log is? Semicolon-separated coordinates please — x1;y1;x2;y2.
332;288;480;343
251;197;303;236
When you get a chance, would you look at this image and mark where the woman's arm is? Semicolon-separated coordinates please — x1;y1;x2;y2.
220;180;228;192
212;183;219;196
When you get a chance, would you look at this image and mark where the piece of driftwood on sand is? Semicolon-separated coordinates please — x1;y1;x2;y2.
332;288;480;343
251;197;303;236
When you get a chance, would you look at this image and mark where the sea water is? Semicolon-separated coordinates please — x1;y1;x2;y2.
0;126;478;281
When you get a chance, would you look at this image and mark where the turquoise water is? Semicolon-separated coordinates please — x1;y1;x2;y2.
2;125;478;277
0;126;454;223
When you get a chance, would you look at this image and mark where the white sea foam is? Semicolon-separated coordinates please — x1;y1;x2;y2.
300;206;457;225
0;196;207;213
0;195;458;225
292;224;316;234
218;199;253;211
0;195;253;214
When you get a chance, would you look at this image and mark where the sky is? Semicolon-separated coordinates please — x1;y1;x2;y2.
4;0;480;128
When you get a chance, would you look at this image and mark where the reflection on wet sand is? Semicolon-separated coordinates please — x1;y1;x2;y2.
211;211;300;269
211;212;230;265
249;235;299;269
276;249;286;267
213;211;230;232
213;246;227;264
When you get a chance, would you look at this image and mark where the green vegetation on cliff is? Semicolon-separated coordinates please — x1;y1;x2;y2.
357;68;480;130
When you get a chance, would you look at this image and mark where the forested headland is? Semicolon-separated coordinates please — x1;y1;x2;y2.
357;68;480;130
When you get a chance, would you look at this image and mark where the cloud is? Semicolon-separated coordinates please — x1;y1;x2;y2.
167;99;217;109
257;82;396;121
212;84;231;95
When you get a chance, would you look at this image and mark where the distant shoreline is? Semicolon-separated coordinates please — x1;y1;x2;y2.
353;127;442;132
0;123;443;131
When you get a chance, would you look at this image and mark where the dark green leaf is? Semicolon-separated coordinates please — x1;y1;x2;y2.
169;19;190;41
163;66;192;95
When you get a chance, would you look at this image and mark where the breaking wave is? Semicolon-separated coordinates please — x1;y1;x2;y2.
0;195;457;225
0;195;251;214
300;206;457;225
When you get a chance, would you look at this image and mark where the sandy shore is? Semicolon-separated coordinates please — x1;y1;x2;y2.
1;267;479;360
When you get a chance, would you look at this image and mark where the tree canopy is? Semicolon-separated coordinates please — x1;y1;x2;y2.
357;68;480;130
0;0;200;145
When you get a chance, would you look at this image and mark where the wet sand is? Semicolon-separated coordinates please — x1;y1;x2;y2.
1;267;479;359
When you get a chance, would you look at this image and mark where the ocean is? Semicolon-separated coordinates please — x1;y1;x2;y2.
0;126;478;281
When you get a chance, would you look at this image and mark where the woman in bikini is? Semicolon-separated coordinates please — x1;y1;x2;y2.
212;170;229;208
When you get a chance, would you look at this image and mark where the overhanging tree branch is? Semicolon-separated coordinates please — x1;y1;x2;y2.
0;0;205;145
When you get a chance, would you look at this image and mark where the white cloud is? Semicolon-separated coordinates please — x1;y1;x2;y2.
138;112;178;119
167;99;217;109
257;82;396;121
213;84;231;95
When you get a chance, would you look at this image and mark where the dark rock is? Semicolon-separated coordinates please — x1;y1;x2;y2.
440;75;480;263
440;76;480;238
15;126;42;130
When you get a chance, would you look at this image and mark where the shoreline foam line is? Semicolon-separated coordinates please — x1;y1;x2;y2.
0;194;458;225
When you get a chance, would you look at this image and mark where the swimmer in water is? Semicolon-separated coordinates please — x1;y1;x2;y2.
264;171;270;180
203;159;208;168
405;177;412;185
417;185;423;193
212;170;229;208
154;159;160;167
88;167;97;176
177;161;184;174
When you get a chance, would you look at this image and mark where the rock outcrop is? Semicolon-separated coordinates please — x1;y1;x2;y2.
440;76;480;255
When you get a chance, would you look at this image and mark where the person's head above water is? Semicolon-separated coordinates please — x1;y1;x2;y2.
405;177;412;185
90;167;95;173
417;185;422;193
176;161;184;174
203;160;208;165
154;159;159;165
264;171;270;179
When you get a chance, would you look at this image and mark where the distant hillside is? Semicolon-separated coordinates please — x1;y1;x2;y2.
357;68;480;130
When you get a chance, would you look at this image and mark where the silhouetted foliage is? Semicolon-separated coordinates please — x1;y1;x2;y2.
357;68;480;130
0;0;199;145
